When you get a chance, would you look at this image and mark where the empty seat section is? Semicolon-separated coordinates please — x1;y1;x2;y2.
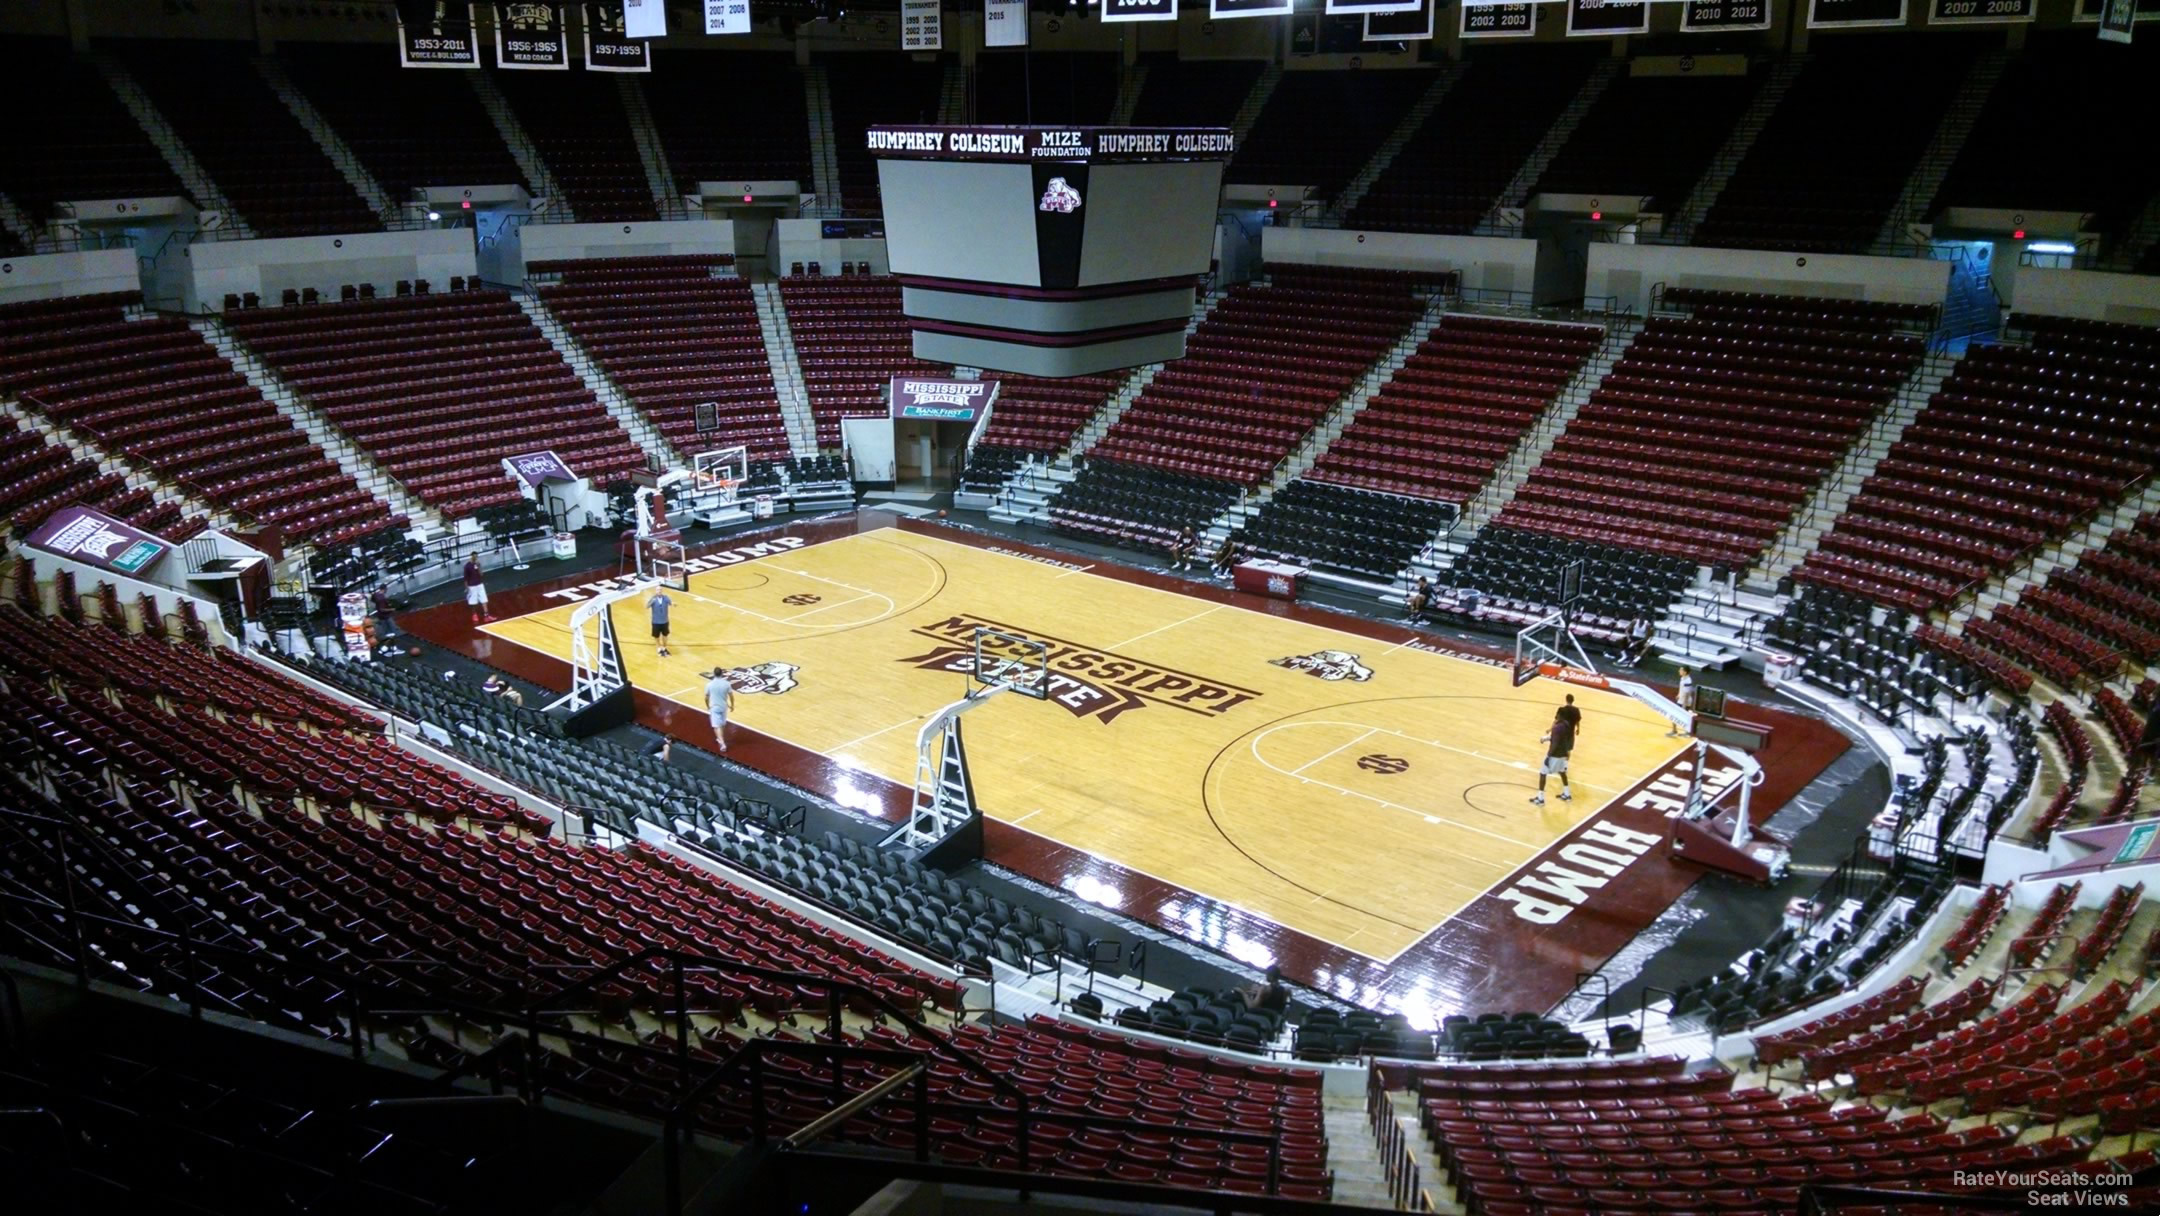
1495;289;1925;572
1348;48;1601;235
1127;56;1265;127
495;70;657;221
0;46;185;217
1084;266;1425;486
116;40;380;238
0;414;204;543
972;51;1120;125
1795;315;2159;615
777;274;946;449
223;291;647;518
1233;481;1454;581
0;295;400;547
645;50;813;195
1694;35;1980;254
536;256;789;462
279;43;528;200
971;374;1120;457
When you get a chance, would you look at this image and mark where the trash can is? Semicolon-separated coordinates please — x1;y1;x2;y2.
552;531;577;560
1762;651;1795;689
753;494;775;520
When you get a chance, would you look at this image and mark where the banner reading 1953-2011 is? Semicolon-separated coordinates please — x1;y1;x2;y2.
397;1;481;67
586;2;653;69
1461;0;1536;37
1682;0;1772;30
1366;0;1436;39
494;3;569;69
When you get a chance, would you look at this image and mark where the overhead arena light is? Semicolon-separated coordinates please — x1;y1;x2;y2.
2027;242;2078;255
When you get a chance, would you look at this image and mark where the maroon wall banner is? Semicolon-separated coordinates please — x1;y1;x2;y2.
505;450;580;484
25;506;172;576
891;377;998;421
1682;0;1772;30
866;126;1234;163
584;2;653;70
397;1;482;67
494;2;570;68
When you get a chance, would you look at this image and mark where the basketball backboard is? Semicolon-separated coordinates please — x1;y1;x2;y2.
970;627;1049;700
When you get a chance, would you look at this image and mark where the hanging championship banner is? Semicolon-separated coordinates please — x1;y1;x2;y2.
985;0;1029;46
901;0;942;47
705;0;752;33
1927;0;2032;23
1327;0;1420;14
622;0;668;36
1103;0;1179;20
585;3;653;69
1682;0;1772;31
1568;0;1649;34
495;3;570;68
2099;0;2136;37
1807;0;1905;26
397;1;481;67
1366;0;1435;37
1215;0;1295;17
1461;1;1536;37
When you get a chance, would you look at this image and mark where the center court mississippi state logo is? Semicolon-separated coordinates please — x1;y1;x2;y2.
1270;650;1374;682
897;613;1262;725
722;661;799;696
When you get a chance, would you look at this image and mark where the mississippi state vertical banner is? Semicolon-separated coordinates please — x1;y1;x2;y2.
494;3;570;69
984;0;1029;46
397;1;481;67
705;0;752;34
1103;0;1178;20
585;2;653;69
901;0;942;47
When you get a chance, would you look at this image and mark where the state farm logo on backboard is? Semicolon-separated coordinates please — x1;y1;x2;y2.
898;613;1261;724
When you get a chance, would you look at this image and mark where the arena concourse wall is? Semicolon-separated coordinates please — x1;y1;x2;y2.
183;227;477;312
1261;226;1540;298
1585;243;1954;317
2002;265;2160;325
0;247;139;307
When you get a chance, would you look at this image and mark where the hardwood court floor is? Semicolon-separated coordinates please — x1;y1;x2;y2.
480;528;1689;963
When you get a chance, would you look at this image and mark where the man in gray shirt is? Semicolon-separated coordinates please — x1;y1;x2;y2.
705;669;735;753
648;589;673;657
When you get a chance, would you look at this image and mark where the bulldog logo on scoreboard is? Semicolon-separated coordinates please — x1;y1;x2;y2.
1038;176;1084;213
1270;650;1375;682
722;661;800;696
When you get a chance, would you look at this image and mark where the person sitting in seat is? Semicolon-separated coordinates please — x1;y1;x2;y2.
1242;964;1290;1015
1170;526;1198;572
480;674;525;707
1405;576;1434;624
1209;534;1240;580
1612;617;1655;667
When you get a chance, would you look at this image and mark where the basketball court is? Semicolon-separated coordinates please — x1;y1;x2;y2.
435;516;1849;1018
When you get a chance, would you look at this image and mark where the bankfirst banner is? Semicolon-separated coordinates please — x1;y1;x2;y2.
25;506;172;576
890;377;998;422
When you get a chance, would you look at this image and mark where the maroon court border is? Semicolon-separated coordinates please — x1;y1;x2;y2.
405;512;1851;1019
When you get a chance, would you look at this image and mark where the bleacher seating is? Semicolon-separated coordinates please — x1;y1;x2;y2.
1694;36;1981;253
1233;481;1453;583
1051;462;1242;560
279;43;529;201
1127;56;1265;128
1527;68;1760;216
644;51;813;195
494;70;657;222
1230;69;1431;200
0;414;202;542
1931;31;2160;235
1453;526;1695;628
223;291;647;518
1306;314;1600;504
826;54;944;211
1796;319;2159;616
535;256;789;462
2029;701;2092;844
117;40;379;237
0;295;400;547
0;50;185;218
973;51;1120;125
970;373;1120;457
777;274;945;449
1085;267;1424;485
1494;289;1924;572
